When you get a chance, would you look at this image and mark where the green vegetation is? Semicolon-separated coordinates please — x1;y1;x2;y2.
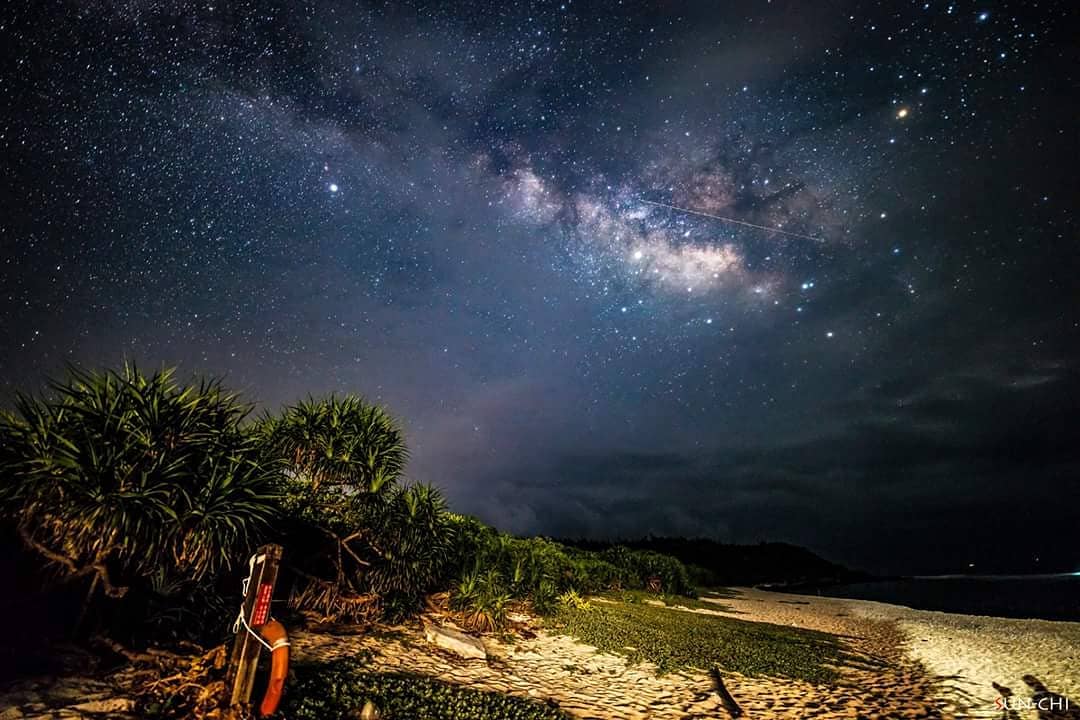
0;366;278;642
551;598;844;683
447;517;696;627
0;363;852;717
282;657;570;720
0;363;700;647
260;395;455;622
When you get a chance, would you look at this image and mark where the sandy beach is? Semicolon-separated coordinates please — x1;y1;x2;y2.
3;586;1077;719
709;587;1080;719
292;586;1080;719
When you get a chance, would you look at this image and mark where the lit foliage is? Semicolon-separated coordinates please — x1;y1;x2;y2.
283;657;570;720
0;365;277;601
366;483;457;617
450;568;510;632
446;515;696;628
258;395;407;501
258;396;454;621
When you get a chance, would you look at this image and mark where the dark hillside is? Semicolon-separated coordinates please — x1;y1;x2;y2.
562;538;870;587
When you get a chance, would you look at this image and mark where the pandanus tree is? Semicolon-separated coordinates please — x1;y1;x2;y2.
365;483;456;616
0;365;278;621
258;395;454;621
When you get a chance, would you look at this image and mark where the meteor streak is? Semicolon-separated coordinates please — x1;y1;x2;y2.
641;199;824;242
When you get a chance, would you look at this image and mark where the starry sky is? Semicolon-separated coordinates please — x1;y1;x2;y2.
2;1;1078;574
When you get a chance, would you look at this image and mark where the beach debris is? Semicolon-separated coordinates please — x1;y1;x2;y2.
423;622;487;660
69;697;136;714
355;699;381;719
709;668;743;718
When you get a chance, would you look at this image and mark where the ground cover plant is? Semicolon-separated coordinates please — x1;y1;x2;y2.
551;597;847;683
281;657;571;720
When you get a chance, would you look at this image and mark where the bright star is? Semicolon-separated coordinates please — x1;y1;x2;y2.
329;183;339;193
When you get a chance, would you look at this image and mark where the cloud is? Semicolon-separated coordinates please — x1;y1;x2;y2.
447;360;1080;572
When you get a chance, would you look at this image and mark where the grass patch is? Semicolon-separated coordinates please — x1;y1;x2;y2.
551;599;844;683
282;657;570;720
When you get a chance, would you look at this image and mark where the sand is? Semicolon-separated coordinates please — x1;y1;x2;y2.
707;587;1080;719
3;586;1076;719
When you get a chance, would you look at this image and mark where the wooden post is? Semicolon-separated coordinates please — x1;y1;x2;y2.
225;544;283;712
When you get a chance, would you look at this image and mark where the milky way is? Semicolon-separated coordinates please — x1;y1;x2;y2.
1;0;1077;573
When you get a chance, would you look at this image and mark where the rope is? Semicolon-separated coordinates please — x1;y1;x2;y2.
231;553;290;653
233;609;276;653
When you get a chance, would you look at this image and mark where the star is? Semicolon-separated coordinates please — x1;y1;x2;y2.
1;0;1073;582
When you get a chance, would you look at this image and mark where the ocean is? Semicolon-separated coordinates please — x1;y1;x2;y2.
805;573;1080;622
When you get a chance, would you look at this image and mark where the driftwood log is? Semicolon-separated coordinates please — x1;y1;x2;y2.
709;668;744;718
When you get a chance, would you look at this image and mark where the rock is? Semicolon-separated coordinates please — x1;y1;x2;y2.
353;700;380;719
0;707;24;720
69;698;135;714
423;623;486;660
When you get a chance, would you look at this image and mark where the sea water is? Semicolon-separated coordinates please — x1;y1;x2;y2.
812;573;1080;621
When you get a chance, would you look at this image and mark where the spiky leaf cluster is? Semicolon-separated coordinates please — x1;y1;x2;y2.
0;365;277;597
259;395;453;621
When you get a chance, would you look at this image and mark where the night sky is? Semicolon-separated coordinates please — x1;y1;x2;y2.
2;1;1078;575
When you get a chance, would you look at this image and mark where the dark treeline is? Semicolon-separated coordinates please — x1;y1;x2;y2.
560;537;870;587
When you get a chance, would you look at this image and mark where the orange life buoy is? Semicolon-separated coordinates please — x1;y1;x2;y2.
255;619;290;717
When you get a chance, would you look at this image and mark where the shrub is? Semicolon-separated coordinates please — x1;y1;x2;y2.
557;588;590;611
450;569;510;632
365;484;457;618
448;517;697;625
0;365;277;641
259;396;454;621
600;547;696;597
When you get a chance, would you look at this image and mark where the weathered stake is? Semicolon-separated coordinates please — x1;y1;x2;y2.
709;668;743;718
225;543;283;712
